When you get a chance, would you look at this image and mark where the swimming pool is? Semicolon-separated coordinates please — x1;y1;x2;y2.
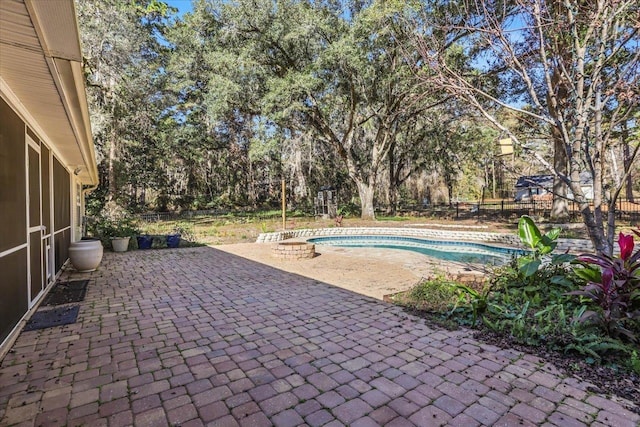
308;235;522;265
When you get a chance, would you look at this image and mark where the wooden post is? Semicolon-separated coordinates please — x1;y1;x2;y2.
281;179;286;230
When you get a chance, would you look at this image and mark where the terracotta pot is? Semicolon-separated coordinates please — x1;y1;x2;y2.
111;237;131;252
69;239;103;272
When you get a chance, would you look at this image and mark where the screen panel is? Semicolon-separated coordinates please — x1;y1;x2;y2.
0;249;28;344
53;157;70;231
41;145;51;232
28;146;41;227
29;232;43;302
54;228;70;272
0;98;27;252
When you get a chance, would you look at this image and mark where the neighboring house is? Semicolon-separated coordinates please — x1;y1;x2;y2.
514;174;594;202
514;175;554;202
0;0;97;352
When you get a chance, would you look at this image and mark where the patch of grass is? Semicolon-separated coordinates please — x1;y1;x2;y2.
376;216;410;222
394;276;464;313
135;212;523;246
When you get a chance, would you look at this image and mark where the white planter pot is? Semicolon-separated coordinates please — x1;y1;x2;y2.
69;239;104;272
111;237;130;252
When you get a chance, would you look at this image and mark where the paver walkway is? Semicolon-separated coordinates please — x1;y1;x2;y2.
0;247;638;427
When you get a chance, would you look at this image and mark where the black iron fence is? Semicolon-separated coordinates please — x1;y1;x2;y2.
138;209;284;222
136;199;640;223
398;199;640;222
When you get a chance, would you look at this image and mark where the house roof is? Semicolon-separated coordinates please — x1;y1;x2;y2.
0;0;97;185
515;175;554;188
516;173;594;188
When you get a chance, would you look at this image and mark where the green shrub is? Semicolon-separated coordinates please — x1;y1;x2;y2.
408;278;461;312
392;216;640;373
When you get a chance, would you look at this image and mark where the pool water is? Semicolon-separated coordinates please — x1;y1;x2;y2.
308;235;522;265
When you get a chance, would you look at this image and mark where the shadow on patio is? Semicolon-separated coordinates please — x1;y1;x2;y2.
0;246;637;426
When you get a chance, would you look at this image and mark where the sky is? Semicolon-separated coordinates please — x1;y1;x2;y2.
165;0;193;16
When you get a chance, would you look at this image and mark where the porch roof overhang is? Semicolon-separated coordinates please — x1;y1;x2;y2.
0;0;97;185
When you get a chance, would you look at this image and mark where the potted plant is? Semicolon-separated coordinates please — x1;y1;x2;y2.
166;224;194;248
136;234;154;250
166;232;181;248
68;237;103;271
94;202;139;252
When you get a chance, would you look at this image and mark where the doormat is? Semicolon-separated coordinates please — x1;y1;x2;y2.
42;280;89;306
24;306;80;331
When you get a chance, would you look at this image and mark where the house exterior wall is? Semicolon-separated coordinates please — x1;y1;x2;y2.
0;96;73;346
515;186;549;202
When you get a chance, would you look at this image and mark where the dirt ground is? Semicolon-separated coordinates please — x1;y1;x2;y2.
214;219;501;300
199;215;585;299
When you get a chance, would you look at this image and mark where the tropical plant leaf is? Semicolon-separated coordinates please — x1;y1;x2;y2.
551;253;576;265
520;217;560;256
550;275;573;287
518;216;542;249
537;241;557;255
576;309;600;323
573;266;601;283
577;254;614;269
545;228;561;241
518;259;541;278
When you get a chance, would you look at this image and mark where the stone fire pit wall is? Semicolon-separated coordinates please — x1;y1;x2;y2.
272;241;315;260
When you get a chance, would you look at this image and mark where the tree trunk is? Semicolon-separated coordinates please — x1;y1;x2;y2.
293;147;308;203
551;136;569;220
622;122;634;202
444;169;454;206
107;129;117;202
491;159;496;199
388;185;398;216
549;68;569;221
356;180;376;220
387;145;398;216
248;157;257;208
580;202;611;255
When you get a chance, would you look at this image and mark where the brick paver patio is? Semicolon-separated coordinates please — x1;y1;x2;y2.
0;247;638;426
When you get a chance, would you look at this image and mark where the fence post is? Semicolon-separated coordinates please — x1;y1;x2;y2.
456;203;459;219
501;200;504;214
619;198;622;220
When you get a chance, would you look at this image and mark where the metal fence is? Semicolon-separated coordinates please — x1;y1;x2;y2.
137;209;285;222
137;199;640;223
398;199;640;222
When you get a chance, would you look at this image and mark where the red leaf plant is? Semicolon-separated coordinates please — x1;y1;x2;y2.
569;229;640;341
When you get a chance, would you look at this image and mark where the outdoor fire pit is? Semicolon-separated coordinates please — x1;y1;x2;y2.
272;241;315;260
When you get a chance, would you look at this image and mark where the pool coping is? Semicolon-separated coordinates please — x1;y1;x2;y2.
256;226;594;253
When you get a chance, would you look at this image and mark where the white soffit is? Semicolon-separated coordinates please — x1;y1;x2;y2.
0;0;97;185
27;0;82;62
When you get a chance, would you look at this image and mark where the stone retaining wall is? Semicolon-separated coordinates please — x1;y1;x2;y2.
256;227;594;253
272;242;316;260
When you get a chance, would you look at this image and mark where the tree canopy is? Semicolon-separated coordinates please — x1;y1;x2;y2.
411;0;640;253
77;0;639;251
